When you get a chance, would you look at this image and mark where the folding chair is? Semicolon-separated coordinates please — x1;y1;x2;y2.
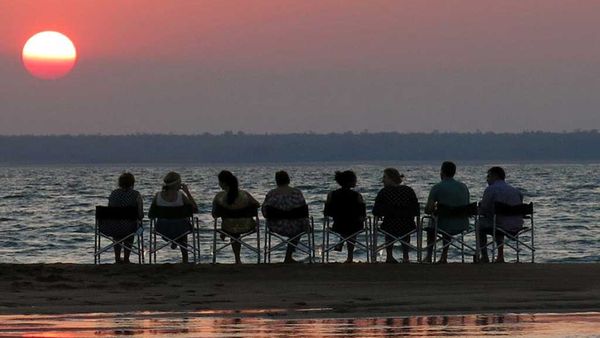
263;205;316;263
420;203;479;263
148;205;201;263
488;202;535;263
94;206;144;264
322;217;371;263
371;209;421;263
212;206;261;264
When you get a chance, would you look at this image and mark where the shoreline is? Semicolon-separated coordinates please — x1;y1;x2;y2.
1;263;599;318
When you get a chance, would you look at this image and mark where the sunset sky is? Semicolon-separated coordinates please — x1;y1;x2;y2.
1;0;600;135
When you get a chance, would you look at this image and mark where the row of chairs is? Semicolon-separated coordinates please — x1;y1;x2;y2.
94;202;535;264
370;202;535;263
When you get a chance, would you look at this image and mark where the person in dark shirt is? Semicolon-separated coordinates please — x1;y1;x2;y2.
106;172;143;264
373;168;420;263
324;170;366;263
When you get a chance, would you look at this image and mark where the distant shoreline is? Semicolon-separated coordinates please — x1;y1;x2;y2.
1;132;599;164
1;263;599;317
2;159;600;167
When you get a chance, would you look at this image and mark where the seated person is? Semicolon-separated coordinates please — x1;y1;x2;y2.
373;168;419;263
104;172;144;264
262;171;310;263
212;170;260;264
324;170;366;263
149;171;199;263
477;166;524;263
424;161;471;264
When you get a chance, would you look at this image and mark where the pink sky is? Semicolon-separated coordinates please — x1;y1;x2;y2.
1;0;600;134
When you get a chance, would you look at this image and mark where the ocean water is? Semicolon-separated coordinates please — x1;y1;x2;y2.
0;162;598;264
1;311;599;337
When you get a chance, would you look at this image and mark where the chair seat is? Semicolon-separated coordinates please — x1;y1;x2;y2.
99;222;140;238
94;206;144;264
155;219;192;239
220;227;257;237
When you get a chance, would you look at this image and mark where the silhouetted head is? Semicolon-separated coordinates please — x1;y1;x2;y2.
383;168;404;187
440;161;456;179
162;172;181;191
275;170;290;187
118;172;135;189
487;166;506;185
218;170;239;205
335;170;357;189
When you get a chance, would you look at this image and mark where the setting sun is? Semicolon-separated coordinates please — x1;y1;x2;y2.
22;31;77;80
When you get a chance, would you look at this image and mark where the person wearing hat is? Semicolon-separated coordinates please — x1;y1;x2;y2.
149;171;198;263
372;168;420;263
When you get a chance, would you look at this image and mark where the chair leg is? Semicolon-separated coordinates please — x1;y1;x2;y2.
142;232;145;264
138;233;142;264
461;233;465;263
264;228;268;264
192;228;197;264
98;235;102;264
322;224;326;263
492;227;497;263
326;228;330;263
372;223;378;263
417;220;422;263
212;221;217;264
153;229;157;264
94;226;98;264
257;226;261;264
366;226;371;263
531;219;535;263
433;226;437;263
516;235;520;263
311;229;315;263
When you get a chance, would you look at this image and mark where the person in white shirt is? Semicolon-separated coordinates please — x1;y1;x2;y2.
478;166;523;263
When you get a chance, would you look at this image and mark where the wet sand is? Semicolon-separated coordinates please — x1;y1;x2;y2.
0;263;599;317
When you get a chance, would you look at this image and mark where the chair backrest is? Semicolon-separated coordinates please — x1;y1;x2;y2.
436;203;478;217
377;205;420;219
264;204;308;220
148;205;194;219
214;205;258;219
96;206;139;221
494;202;533;216
324;201;366;219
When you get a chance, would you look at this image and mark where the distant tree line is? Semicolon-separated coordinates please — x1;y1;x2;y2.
0;131;599;164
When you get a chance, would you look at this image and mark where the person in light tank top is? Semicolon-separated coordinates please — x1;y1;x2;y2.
149;172;198;263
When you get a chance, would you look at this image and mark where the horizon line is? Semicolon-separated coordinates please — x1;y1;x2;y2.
0;129;599;137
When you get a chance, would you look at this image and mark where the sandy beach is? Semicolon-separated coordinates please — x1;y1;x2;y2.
0;263;599;318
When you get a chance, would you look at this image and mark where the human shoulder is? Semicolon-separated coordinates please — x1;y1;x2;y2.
289;186;304;195
429;181;443;194
482;184;494;195
355;191;365;203
108;189;119;198
213;191;225;203
399;184;415;193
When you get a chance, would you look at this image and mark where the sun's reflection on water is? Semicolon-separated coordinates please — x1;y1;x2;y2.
0;312;599;337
